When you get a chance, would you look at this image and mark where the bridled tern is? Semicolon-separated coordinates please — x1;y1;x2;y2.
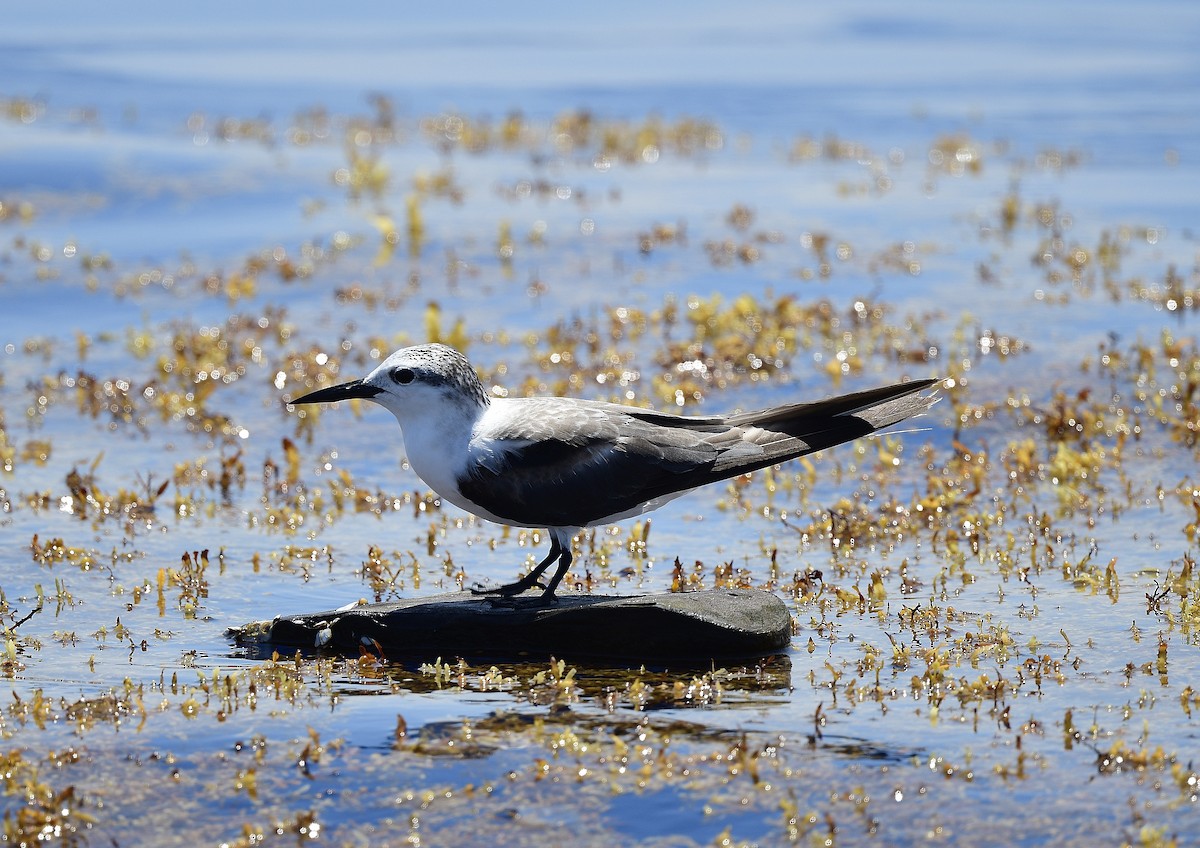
289;343;938;601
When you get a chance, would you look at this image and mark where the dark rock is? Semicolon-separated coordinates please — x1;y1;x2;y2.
230;589;792;662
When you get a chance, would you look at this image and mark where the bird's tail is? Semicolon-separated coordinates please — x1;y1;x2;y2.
734;375;936;425
715;378;941;471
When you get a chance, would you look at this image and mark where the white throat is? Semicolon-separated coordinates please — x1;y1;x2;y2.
385;392;483;510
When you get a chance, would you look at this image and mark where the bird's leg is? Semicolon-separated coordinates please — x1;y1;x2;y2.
471;536;562;597
538;546;573;600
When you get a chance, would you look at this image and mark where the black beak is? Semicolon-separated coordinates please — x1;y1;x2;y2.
287;378;381;406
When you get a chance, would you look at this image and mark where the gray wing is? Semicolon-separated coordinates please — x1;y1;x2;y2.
457;379;938;528
458;398;735;528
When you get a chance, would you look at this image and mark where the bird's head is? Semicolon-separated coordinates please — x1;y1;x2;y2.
288;343;490;422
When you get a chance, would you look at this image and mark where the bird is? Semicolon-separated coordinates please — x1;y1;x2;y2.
288;343;939;602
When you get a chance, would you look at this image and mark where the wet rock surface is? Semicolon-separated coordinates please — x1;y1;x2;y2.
232;589;792;661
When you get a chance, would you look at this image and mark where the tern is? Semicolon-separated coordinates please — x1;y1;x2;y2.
289;344;938;601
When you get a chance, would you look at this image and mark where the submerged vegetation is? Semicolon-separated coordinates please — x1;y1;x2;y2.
1;69;1198;847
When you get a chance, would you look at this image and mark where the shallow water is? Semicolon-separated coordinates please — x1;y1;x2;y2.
2;3;1199;845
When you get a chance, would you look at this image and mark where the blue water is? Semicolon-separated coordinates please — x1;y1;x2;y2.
2;2;1199;845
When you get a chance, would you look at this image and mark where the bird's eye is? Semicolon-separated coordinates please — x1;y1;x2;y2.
391;367;415;385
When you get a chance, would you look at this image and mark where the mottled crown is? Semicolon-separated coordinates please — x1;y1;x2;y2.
391;343;490;408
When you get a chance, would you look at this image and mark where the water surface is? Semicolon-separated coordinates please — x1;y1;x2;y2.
2;3;1199;845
